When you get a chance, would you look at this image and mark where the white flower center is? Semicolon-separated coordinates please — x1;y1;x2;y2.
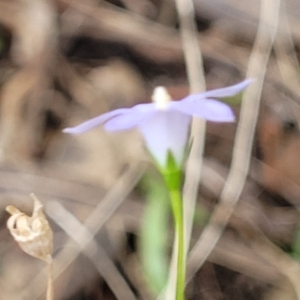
152;86;172;110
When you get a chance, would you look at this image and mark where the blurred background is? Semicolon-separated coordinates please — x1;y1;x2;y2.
0;0;300;299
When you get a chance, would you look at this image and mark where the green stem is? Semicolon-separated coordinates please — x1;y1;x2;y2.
169;188;185;300
159;152;186;299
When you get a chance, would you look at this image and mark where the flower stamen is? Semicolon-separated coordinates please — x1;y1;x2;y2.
152;86;172;110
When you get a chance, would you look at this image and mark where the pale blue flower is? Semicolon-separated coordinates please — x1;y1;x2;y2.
63;79;252;167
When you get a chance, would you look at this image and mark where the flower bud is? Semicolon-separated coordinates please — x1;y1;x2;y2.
6;194;53;263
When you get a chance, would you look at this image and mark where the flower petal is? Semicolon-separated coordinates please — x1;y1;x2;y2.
104;103;156;131
63;108;129;134
182;79;253;101
138;111;191;167
171;99;235;122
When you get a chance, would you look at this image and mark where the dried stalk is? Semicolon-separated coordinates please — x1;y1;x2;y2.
247;229;300;299
47;201;137;300
46;259;54;300
160;0;206;299
175;0;206;257
6;194;54;300
20;163;145;300
187;0;281;280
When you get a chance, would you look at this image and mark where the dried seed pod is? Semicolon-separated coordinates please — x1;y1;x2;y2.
6;193;53;263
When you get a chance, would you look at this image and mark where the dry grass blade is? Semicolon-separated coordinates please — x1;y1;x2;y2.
0;0;56;159
175;0;207;254
18;163;145;300
187;0;281;280
0;69;38;155
209;236;283;285
274;0;300;118
47;201;137;300
247;229;300;298
160;0;206;298
59;0;183;62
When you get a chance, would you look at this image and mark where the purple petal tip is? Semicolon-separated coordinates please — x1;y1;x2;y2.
62;127;80;135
